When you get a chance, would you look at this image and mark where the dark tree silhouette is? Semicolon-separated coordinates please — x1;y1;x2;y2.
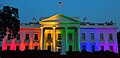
117;31;120;53
0;6;20;40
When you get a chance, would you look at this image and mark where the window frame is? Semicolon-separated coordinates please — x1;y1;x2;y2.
91;33;95;40
34;34;38;40
25;34;29;40
82;33;86;40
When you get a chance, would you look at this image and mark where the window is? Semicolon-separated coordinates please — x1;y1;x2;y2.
109;34;113;40
69;45;72;51
48;34;51;40
16;46;19;50
0;47;1;50
92;45;95;52
16;34;20;40
58;41;61;47
101;46;104;51
48;46;51;51
35;34;38;40
68;34;72;41
91;33;94;40
7;46;10;50
82;33;86;40
25;46;29;50
100;33;104;40
34;46;38;50
82;45;86;50
58;49;61;52
58;34;62;40
110;46;113;51
26;34;29;40
8;34;11;40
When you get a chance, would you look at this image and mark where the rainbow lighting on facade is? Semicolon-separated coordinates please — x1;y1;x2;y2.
1;14;118;53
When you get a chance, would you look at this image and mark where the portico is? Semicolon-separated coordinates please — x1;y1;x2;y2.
39;14;80;52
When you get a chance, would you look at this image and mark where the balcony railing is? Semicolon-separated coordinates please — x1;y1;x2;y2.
68;39;73;42
99;39;104;42
90;39;95;42
24;39;30;42
57;41;61;47
6;40;12;43
33;39;39;43
108;39;114;43
15;40;21;42
81;39;86;42
46;38;52;42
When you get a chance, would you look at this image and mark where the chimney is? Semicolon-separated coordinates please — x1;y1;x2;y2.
32;17;36;23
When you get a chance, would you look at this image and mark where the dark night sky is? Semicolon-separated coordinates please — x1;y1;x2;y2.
0;0;120;31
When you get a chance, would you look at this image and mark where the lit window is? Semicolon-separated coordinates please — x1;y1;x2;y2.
58;34;62;40
16;34;20;40
8;34;11;40
48;34;51;40
91;33;94;40
100;33;104;40
82;33;85;40
109;34;113;40
35;34;38;40
68;34;72;41
26;34;29;40
58;41;61;47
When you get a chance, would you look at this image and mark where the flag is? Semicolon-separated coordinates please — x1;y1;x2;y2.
59;2;64;6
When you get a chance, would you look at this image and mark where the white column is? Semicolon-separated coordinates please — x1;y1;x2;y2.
53;27;56;52
65;27;68;51
113;31;118;53
77;27;80;51
40;27;43;50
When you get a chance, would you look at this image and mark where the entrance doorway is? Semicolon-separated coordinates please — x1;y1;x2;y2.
7;46;10;50
48;46;51;51
69;45;72;51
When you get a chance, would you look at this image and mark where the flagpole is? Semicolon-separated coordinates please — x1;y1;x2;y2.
58;1;61;14
58;1;63;14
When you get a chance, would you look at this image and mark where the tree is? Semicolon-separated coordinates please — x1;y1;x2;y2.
0;6;20;40
117;31;120;53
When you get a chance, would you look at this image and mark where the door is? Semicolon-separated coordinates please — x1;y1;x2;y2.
69;45;72;51
34;46;38;50
16;46;19;50
48;46;51;51
7;46;10;50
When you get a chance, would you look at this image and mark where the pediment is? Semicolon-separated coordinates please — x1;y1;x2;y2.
40;14;80;23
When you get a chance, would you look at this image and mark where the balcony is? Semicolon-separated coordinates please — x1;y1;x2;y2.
6;40;12;43
24;39;30;42
33;39;39;43
57;41;61;47
108;39;114;43
81;39;86;42
46;39;52;42
68;39;73;42
99;39;104;43
15;40;21;42
90;39;95;42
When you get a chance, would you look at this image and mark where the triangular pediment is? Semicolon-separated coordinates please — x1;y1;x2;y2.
40;14;80;22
